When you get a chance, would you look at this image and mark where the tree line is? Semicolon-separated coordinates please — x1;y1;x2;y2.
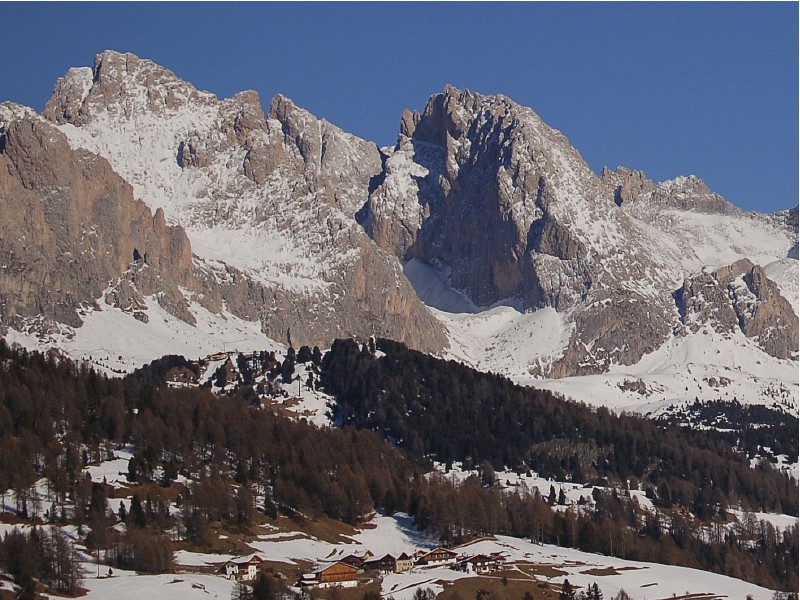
409;471;798;592
320;338;798;518
0;338;797;593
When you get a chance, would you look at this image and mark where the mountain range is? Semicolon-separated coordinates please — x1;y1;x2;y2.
0;50;796;412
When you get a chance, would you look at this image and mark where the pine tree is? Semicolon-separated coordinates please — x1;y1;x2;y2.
129;494;146;528
312;346;323;366
558;579;576;600
281;348;296;384
591;583;603;600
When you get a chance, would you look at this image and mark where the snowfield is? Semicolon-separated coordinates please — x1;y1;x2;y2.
406;257;799;417
5;292;281;376
71;513;787;600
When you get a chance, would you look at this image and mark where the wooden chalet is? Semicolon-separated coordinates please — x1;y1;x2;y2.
340;554;366;570
340;550;373;571
453;554;494;574
165;365;198;386
365;554;396;574
301;562;359;589
416;547;458;567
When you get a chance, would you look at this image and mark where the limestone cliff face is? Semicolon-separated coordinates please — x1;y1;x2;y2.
676;259;798;360
358;85;798;375
362;86;677;375
0;107;195;331
38;51;447;354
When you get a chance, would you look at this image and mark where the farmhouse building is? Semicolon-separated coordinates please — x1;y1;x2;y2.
365;554;396;574
395;552;414;573
416;547;458;567
221;555;263;581
301;562;359;588
454;554;494;574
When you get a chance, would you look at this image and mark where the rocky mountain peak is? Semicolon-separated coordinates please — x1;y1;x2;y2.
220;90;267;144
600;166;657;206
605;167;740;221
676;258;798;359
45;50;217;127
360;84;796;376
399;108;420;139
2;53;794;380
31;51;446;355
363;85;639;306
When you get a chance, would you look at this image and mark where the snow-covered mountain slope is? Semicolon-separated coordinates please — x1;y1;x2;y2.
604;168;796;274
362;86;798;378
4;291;281;376
10;50;448;353
1;50;795;402
406;256;798;414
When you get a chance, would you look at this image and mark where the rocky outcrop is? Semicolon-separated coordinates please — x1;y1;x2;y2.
601;167;741;223
266;94;384;216
600;166;656;207
44;51;217;126
0;108;195;331
361;86;678;375
675;258;798;359
36;51;447;354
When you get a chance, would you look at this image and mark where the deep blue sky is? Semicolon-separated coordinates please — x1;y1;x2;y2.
1;2;797;213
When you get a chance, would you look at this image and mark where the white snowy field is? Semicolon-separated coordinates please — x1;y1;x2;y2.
70;513;783;600
403;258;798;417
5;291;281;376
80;568;236;600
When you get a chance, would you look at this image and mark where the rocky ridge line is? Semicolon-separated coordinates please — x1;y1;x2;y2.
36;51;448;354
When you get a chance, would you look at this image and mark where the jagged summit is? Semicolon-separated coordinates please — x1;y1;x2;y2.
3;50;448;355
601;166;741;218
45;50;219;126
363;83;796;376
0;53;795;393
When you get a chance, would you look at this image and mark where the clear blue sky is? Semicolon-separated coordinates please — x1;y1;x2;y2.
1;2;797;213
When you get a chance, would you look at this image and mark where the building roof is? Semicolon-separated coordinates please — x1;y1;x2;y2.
319;562;359;575
421;547;457;558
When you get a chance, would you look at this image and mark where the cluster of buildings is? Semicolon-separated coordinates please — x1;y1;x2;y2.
299;547;508;589
219;546;509;587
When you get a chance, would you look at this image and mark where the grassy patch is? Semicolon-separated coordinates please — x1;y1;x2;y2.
512;563;568;580
580;566;619;576
439;573;559;600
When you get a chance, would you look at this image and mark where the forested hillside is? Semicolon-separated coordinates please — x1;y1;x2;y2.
320;338;798;590
0;338;797;593
321;338;797;516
